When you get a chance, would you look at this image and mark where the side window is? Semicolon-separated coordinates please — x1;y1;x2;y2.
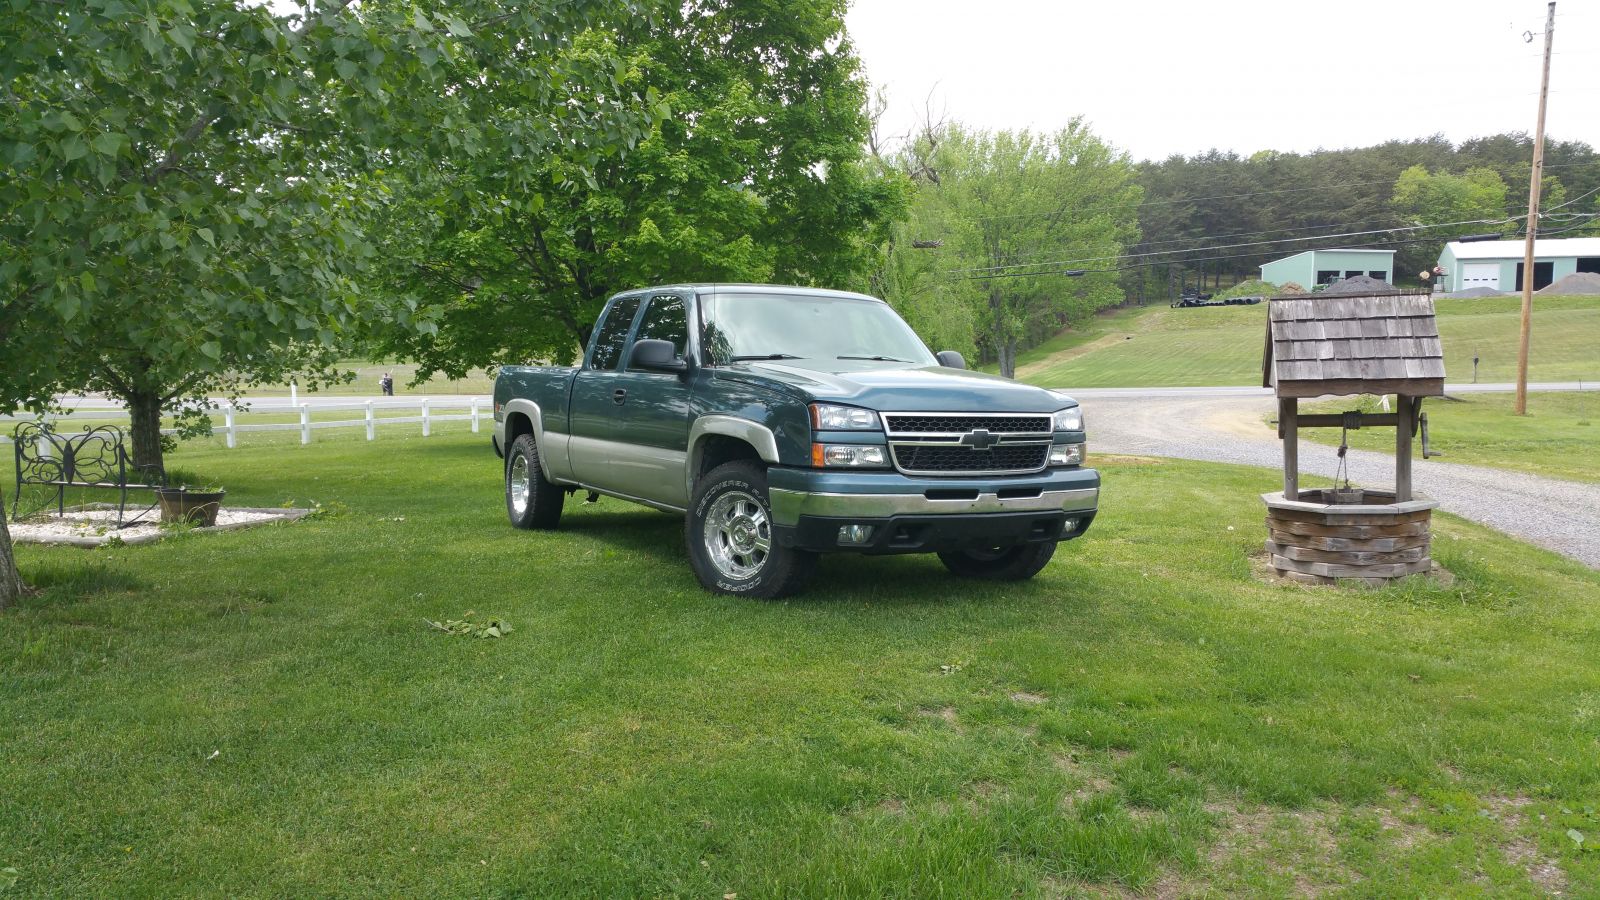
632;294;689;363
589;296;642;371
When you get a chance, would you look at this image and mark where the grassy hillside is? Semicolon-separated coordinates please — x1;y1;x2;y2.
4;433;1599;895
1018;295;1600;389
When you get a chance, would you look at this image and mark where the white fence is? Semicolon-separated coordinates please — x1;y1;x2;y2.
0;397;494;448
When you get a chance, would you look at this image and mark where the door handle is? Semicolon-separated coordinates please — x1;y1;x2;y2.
612;388;627;405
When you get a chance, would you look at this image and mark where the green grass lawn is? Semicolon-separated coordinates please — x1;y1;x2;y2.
1019;295;1600;390
4;434;1600;896
1290;391;1600;484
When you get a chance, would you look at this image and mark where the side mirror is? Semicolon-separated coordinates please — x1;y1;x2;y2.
630;338;688;373
935;350;967;370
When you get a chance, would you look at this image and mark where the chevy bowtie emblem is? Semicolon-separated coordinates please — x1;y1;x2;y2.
959;429;999;451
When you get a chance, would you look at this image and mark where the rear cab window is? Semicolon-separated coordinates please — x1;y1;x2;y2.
589;296;643;371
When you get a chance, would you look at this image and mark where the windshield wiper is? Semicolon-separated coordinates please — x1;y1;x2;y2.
837;354;912;363
730;353;804;361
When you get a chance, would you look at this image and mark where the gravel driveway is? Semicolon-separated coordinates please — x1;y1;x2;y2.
1075;389;1600;569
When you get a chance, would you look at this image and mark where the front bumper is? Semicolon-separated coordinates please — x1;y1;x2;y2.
768;466;1099;555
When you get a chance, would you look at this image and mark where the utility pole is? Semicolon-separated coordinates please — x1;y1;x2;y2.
1516;1;1556;416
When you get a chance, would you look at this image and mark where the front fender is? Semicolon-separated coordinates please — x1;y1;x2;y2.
685;415;781;499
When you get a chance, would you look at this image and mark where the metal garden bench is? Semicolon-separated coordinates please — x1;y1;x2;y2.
10;422;165;524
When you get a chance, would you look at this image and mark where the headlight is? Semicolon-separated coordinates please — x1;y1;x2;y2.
812;443;889;468
1052;407;1084;432
1048;443;1085;466
810;403;881;430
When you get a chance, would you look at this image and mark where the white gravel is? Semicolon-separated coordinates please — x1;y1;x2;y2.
10;506;309;546
1079;392;1600;569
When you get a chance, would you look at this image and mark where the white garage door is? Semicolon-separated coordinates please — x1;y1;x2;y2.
1461;263;1500;290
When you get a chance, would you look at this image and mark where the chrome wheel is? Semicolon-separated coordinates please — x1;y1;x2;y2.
509;452;531;517
703;489;771;580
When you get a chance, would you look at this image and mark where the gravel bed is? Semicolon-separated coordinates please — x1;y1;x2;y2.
10;506;312;547
1081;393;1600;569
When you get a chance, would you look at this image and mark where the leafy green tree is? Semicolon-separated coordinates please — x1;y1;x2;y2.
887;122;1140;378
0;0;654;472
0;0;656;606
366;0;904;377
1391;165;1510;227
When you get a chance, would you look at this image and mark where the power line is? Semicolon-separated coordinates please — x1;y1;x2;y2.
947;209;1600;280
972;178;1404;221
987;215;1425;266
947;216;1522;276
955;232;1486;281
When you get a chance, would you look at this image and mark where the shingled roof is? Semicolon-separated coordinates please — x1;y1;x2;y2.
1262;292;1445;398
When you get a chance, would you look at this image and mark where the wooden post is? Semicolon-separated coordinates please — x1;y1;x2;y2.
471;398;480;434
1395;394;1413;502
224;405;236;449
299;404;311;445
421;399;430;437
1516;0;1557;416
1280;397;1298;501
365;401;375;441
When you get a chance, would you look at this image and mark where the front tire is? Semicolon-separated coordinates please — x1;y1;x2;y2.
686;461;816;598
506;434;564;529
937;542;1057;581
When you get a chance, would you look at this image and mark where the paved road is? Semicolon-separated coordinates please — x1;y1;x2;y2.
1078;391;1600;569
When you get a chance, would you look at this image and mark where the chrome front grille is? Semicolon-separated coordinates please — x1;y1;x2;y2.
883;412;1053;476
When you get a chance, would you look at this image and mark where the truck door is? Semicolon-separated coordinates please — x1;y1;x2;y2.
601;292;695;507
569;294;644;488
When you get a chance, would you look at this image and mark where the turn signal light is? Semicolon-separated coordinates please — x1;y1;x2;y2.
812;443;888;468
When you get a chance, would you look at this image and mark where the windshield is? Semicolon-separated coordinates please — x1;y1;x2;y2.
699;293;936;367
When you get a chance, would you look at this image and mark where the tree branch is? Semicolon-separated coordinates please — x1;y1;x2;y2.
147;109;220;184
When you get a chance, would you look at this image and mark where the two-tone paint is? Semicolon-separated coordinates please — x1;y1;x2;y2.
494;284;1100;551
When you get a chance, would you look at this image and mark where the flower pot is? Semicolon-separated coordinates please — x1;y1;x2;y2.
155;488;225;526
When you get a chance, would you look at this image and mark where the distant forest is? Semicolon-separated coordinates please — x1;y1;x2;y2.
1124;133;1600;299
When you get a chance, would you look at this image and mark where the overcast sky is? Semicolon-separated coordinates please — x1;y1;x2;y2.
845;0;1600;163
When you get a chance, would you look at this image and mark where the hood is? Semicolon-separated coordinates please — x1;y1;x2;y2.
717;361;1076;412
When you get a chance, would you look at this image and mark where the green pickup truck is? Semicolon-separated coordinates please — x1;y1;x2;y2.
492;284;1099;597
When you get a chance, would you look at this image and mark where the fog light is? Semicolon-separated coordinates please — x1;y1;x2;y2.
837;524;875;545
1062;518;1078;533
1048;442;1085;466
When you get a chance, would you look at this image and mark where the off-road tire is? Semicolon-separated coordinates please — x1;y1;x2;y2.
506;433;564;529
686;461;816;598
937;542;1057;581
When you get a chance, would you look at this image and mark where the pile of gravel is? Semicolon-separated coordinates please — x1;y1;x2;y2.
1536;272;1600;295
1322;274;1397;295
1448;287;1507;299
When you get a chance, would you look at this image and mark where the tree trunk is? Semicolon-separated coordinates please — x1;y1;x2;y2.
126;389;166;475
999;338;1017;380
0;484;22;611
991;287;1016;379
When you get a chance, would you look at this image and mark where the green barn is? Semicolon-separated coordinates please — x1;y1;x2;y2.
1259;249;1395;289
1437;237;1600;293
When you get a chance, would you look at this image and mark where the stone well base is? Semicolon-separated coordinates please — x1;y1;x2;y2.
1262;490;1438;586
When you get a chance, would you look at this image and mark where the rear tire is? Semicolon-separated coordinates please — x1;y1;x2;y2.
506;434;564;529
937;542;1056;581
686;461;816;598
